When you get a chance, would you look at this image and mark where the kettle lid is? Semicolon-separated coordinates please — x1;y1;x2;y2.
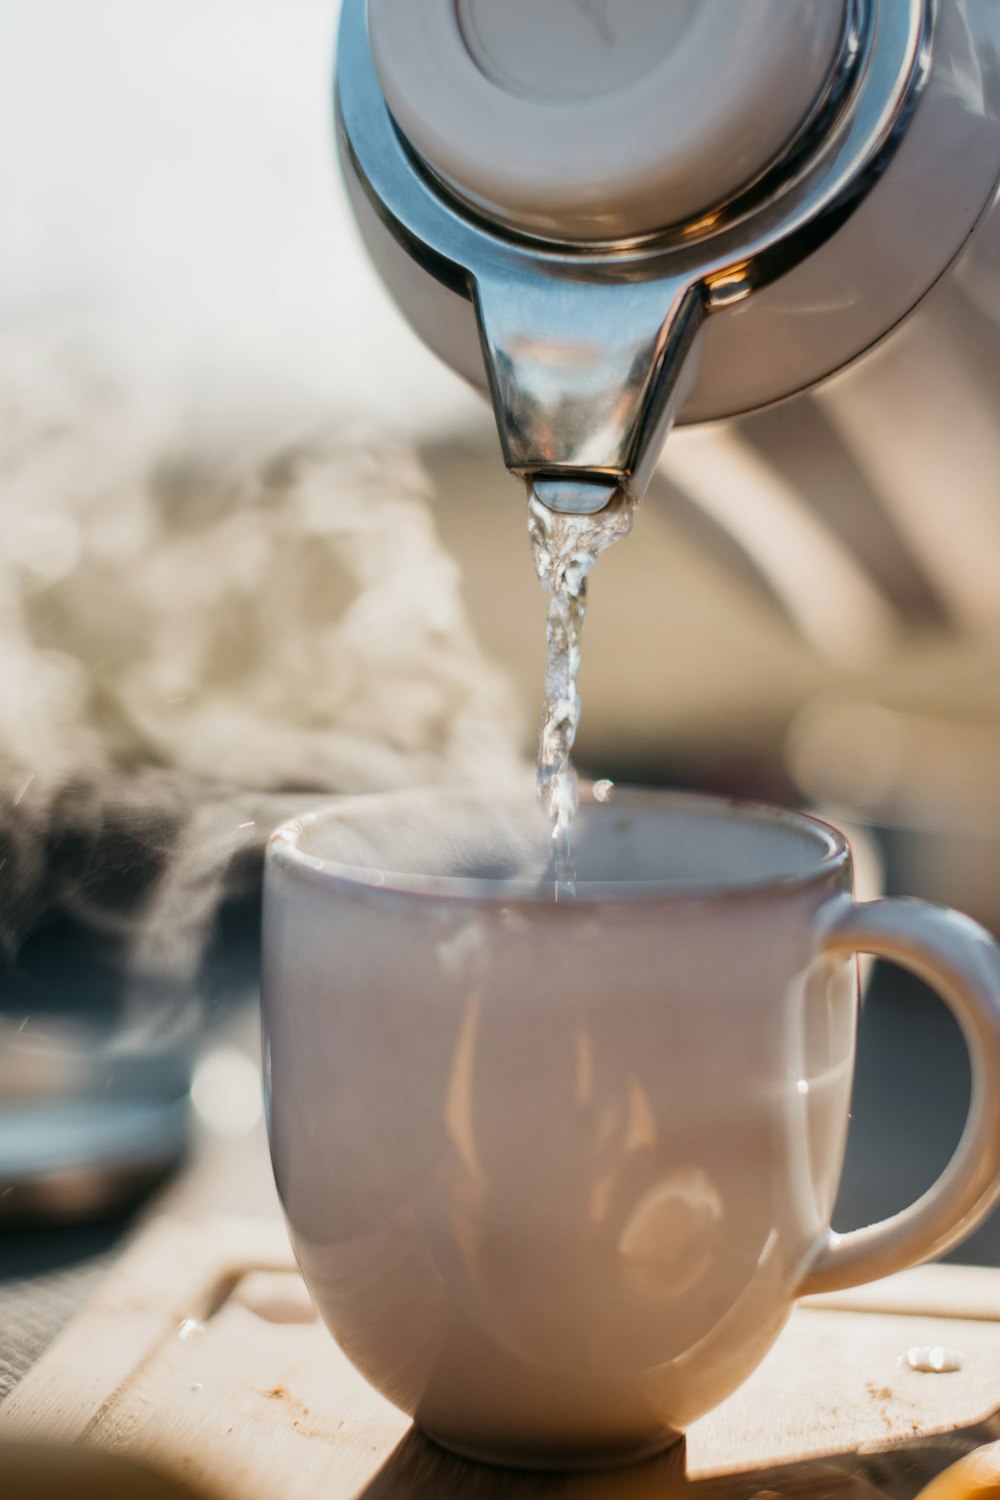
369;0;850;241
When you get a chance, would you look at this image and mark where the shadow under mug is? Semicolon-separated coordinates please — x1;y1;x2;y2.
262;787;1000;1470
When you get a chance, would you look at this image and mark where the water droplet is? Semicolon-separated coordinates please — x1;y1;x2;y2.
796;1079;810;1095
177;1318;205;1342
593;779;615;803
900;1344;962;1373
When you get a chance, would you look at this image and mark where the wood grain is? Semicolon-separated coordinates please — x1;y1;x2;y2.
2;1215;998;1500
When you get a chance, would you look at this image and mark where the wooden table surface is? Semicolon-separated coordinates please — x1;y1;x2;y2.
2;1207;999;1500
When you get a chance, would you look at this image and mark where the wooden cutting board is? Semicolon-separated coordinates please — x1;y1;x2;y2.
2;1214;999;1499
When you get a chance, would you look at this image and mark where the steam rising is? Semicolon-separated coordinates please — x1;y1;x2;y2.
0;334;522;1039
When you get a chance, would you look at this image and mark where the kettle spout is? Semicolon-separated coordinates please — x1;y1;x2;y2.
473;269;704;510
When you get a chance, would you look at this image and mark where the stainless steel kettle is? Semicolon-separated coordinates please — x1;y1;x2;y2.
336;0;1000;579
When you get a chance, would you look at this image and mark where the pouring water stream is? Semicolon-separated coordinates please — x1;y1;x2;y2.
529;484;634;898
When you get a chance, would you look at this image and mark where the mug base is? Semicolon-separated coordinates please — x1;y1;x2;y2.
418;1423;685;1473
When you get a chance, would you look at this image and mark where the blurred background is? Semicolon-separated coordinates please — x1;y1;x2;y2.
2;0;1000;1404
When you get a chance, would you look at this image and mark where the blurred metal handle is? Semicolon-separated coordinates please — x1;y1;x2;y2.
661;428;898;665
800;897;1000;1296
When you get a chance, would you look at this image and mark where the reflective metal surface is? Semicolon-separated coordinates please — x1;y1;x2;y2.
337;0;933;509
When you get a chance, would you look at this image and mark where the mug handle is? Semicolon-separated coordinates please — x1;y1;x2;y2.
798;897;1000;1297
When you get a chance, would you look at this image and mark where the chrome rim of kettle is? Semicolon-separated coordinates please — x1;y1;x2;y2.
384;0;874;256
336;0;935;504
337;0;932;280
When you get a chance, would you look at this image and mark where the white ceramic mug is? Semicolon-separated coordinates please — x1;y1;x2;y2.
262;787;1000;1469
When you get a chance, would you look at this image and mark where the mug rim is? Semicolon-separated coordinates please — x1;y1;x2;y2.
266;785;851;905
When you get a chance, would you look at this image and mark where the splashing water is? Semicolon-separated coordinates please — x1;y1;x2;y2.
529;488;633;897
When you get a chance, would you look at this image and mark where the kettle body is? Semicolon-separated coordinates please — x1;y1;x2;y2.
336;0;1000;529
